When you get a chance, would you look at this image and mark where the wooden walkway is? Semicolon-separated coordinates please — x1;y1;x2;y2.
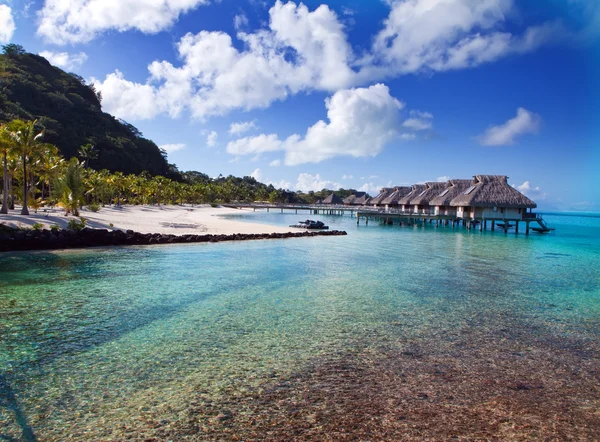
223;203;552;235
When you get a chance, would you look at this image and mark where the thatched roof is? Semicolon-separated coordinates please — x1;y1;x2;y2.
370;188;394;205
322;193;343;205
343;192;367;205
353;194;371;205
429;179;472;206
409;182;447;205
398;184;426;205
449;175;537;208
381;186;412;205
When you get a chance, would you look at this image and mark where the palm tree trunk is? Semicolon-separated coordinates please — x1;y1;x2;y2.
21;155;29;215
1;152;8;214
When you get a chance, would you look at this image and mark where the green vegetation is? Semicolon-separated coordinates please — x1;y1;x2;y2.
0;45;174;177
0;45;366;214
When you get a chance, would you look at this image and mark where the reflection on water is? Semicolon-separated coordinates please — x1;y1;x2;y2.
0;212;599;439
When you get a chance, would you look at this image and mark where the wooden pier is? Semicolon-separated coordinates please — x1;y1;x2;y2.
223;204;552;235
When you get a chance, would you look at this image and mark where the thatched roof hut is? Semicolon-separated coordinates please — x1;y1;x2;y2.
353;194;371;205
370;188;394;206
449;175;536;208
322;193;343;205
429;179;473;206
343;192;368;205
381;186;412;205
409;182;447;206
398;184;427;205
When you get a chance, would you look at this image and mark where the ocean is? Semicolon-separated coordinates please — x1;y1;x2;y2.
1;211;599;440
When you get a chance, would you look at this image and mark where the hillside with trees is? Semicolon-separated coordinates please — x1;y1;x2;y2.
0;44;174;177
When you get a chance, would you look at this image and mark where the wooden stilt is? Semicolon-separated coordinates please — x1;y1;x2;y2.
526;221;530;235
491;220;495;231
515;221;519;234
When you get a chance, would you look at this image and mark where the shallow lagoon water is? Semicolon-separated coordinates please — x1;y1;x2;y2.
1;211;599;440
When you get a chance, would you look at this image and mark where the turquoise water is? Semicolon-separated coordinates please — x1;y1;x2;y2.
1;212;599;439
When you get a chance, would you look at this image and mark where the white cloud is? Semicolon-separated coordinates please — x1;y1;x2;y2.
36;0;211;45
227;133;283;156
0;5;16;43
516;181;546;200
403;112;433;131
92;70;159;120
234;13;249;30
400;133;417;140
206;130;218;147
226;84;404;166
94;1;355;120
359;180;393;194
229;120;257;136
342;174;353;180
361;0;563;77
159;143;186;153
269;159;281;167
478;107;541;146
437;176;451;182
92;0;567;122
295;173;341;192
250;168;262;180
269;179;293;190
39;51;88;70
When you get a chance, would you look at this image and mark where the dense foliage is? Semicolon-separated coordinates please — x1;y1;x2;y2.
0;45;175;177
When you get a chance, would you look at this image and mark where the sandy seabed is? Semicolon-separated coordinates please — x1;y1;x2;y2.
0;205;293;235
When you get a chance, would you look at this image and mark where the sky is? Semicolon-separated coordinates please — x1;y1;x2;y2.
1;0;599;210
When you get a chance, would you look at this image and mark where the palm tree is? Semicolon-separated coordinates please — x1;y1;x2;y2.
78;143;98;168
0;124;12;214
9;120;46;215
53;158;85;216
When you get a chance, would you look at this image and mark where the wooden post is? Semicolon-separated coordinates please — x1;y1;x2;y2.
491;220;495;231
526;221;530;235
515;221;519;234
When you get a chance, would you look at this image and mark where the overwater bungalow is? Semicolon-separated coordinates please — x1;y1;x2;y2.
322;193;343;205
370;188;394;207
343;192;370;206
381;186;412;210
449;175;536;220
429;179;473;216
409;182;446;215
398;184;426;213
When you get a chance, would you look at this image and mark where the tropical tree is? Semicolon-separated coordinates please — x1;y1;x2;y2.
0;124;12;214
9;120;47;215
78;143;98;168
53;158;85;216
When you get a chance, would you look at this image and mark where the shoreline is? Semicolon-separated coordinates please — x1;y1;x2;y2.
0;204;296;235
0;227;347;252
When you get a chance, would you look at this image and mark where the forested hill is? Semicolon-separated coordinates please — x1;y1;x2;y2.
0;45;173;177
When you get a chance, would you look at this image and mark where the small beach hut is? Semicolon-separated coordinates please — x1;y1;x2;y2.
429;179;472;216
322;193;343;205
343;192;368;205
381;186;412;210
409;182;447;215
398;184;426;213
449;175;536;220
370;188;394;207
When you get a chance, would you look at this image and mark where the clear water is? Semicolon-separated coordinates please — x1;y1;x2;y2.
1;211;599;440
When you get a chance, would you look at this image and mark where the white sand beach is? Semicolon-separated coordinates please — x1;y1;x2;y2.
0;205;295;235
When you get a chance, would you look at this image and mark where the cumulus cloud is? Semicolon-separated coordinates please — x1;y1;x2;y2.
92;0;568;122
403;110;433;131
516;181;546;199
359;180;393;194
39;51;88;70
229;120;257;136
478;107;541;146
159;143;186;153
0;5;16;43
437;176;451;182
233;13;249;30
226;84;404;165
206;130;218;147
250;168;262;180
95;1;355;120
269;159;281;167
36;0;211;44
342;174;353;180
295;173;342;192
361;0;564;77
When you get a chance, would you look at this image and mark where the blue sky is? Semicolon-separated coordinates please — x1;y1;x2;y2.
1;0;599;210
